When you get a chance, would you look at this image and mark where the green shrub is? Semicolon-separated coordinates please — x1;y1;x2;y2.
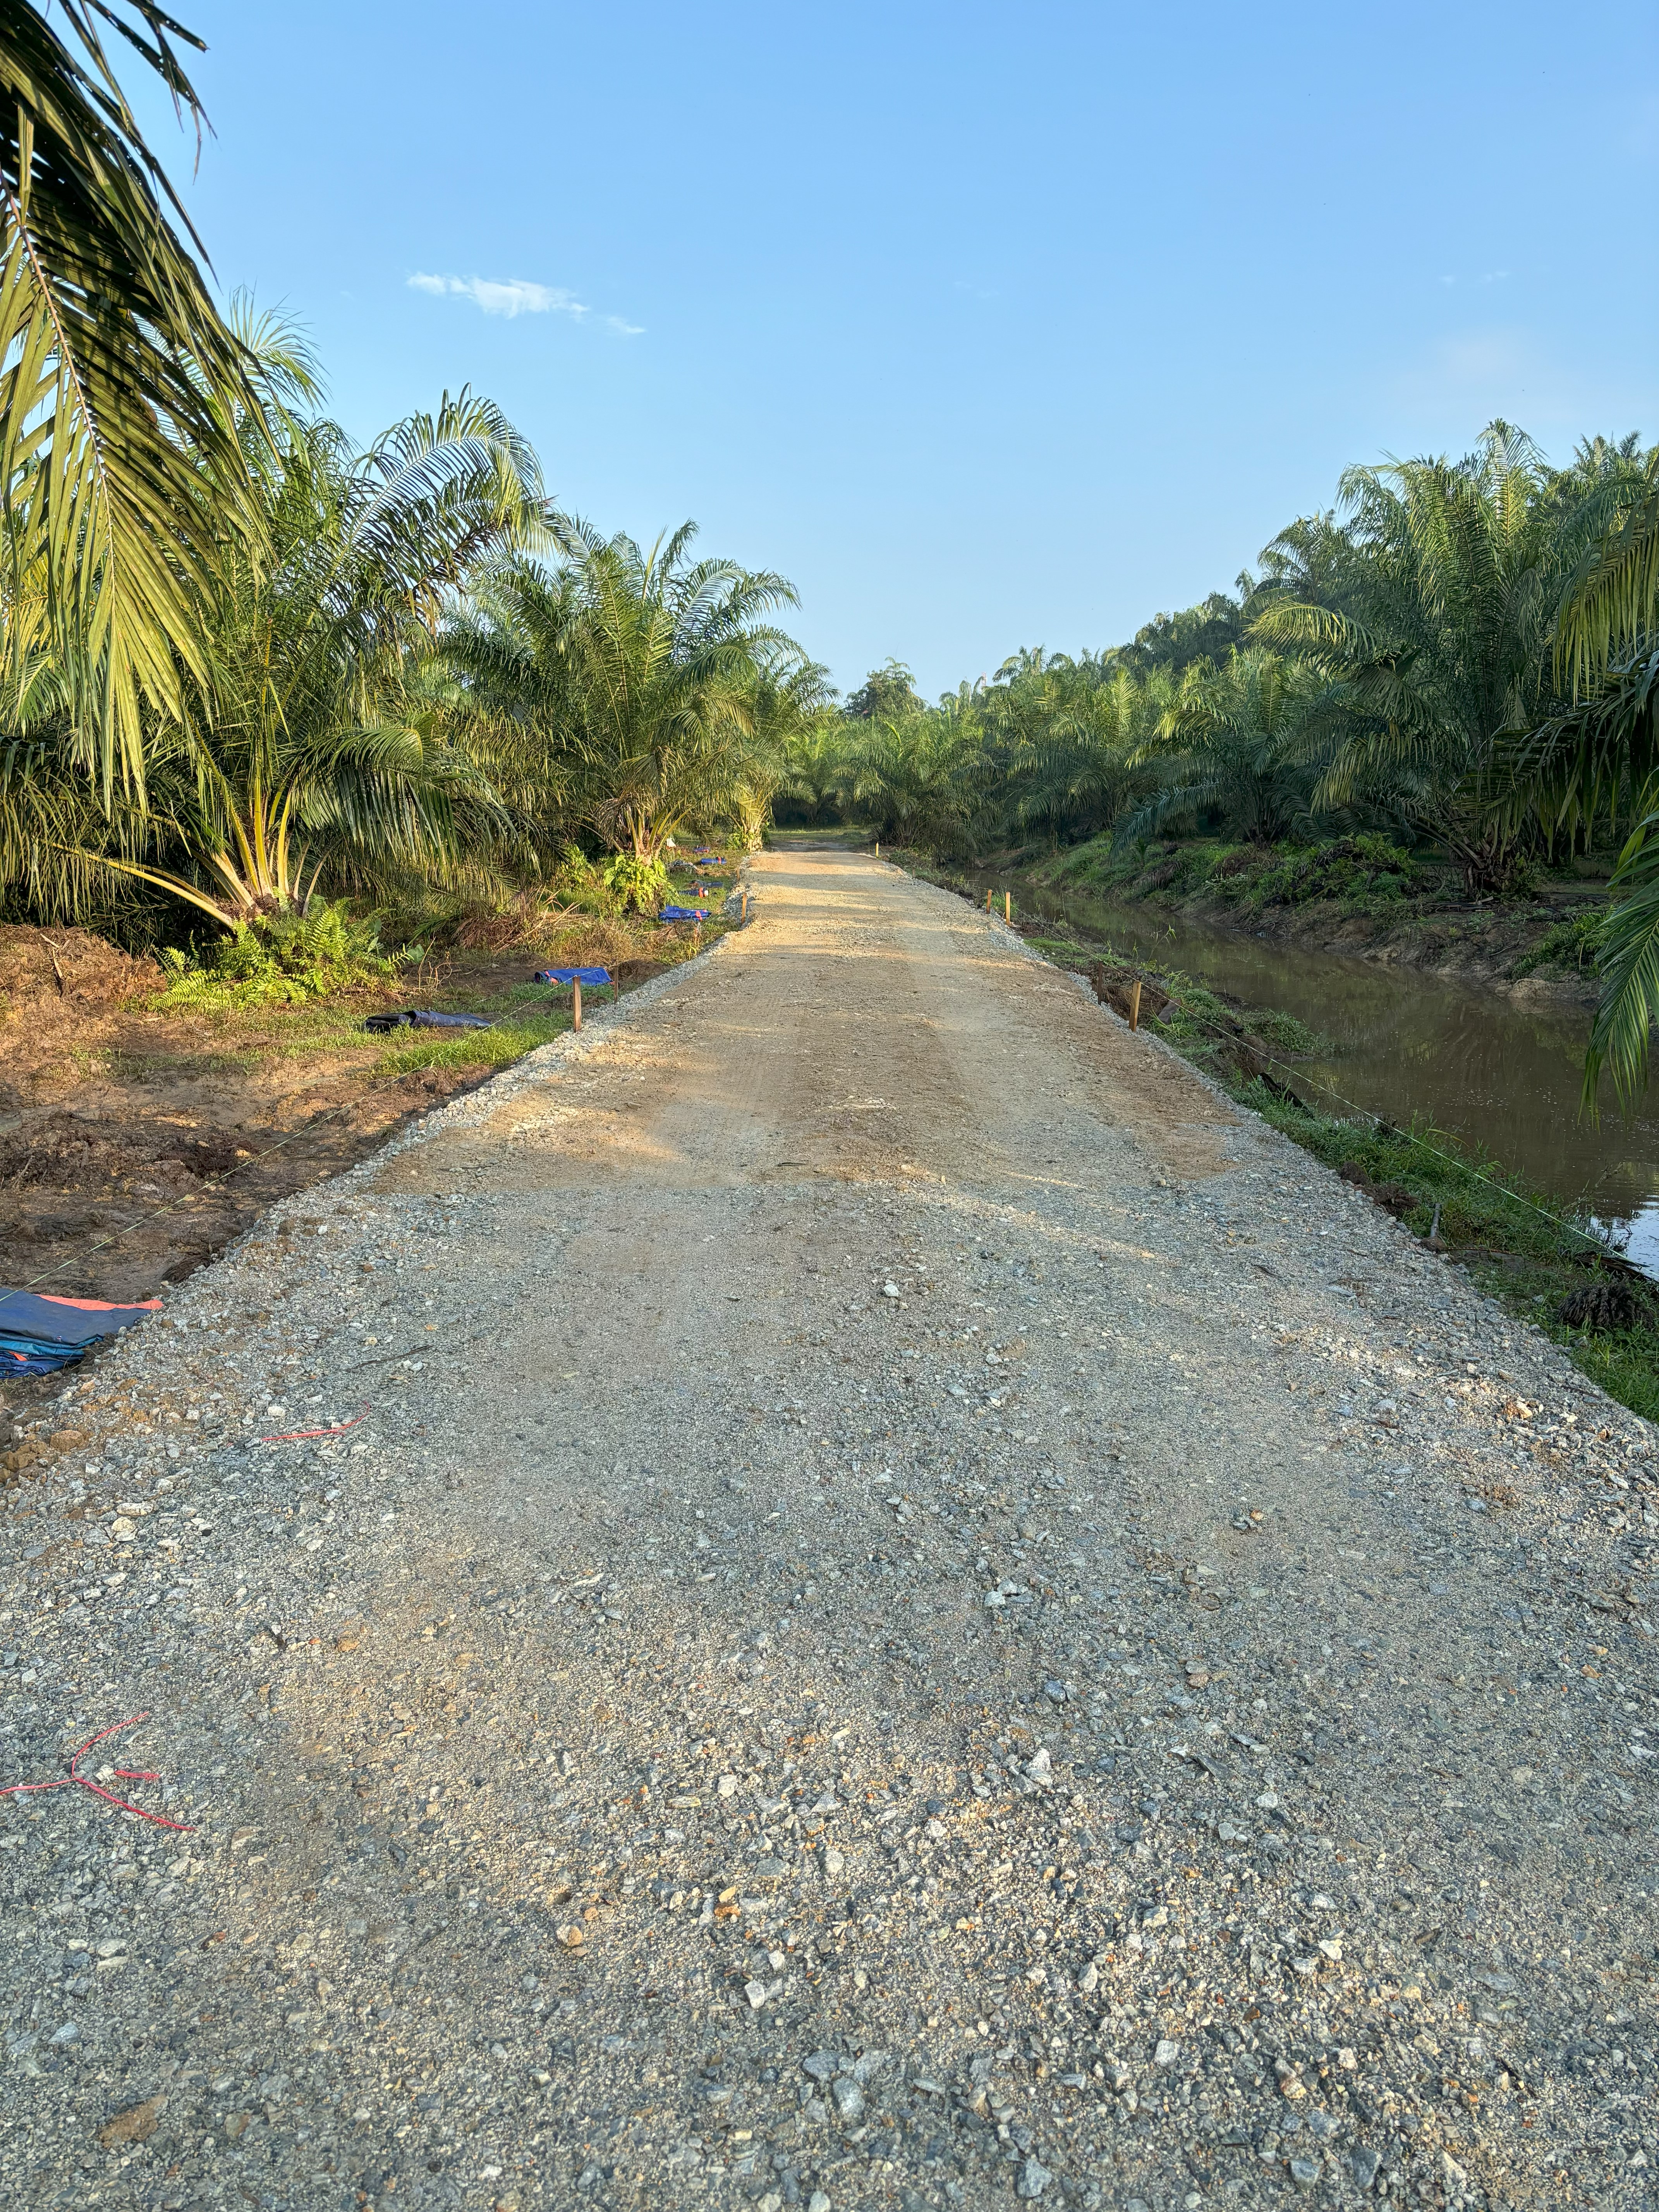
1248;835;1424;912
547;843;622;917
1511;908;1605;977
1056;839;1112;883
155;901;401;1011
1131;843;1220;898
373;1015;568;1075
1152;987;1328;1070
602;852;671;914
1212;846;1259;880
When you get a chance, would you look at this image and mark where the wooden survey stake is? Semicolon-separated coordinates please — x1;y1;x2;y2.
572;977;582;1030
1128;979;1141;1031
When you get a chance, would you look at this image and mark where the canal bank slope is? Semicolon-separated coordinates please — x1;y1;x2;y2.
941;838;1608;1001
2;847;1654;2209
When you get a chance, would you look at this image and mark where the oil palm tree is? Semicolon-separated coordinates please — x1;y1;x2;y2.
1553;444;1659;699
848;694;989;852
1117;648;1331;847
731;653;833;849
780;707;854;827
1533;440;1659;1110
151;388;545;925
5;378;549;928
1252;423;1600;892
446;521;803;864
0;2;259;789
999;660;1156;843
1570;640;1659;1111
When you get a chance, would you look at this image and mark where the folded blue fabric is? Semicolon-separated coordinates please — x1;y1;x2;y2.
533;967;612;987
0;1289;160;1374
660;905;708;922
3;1349;79;1376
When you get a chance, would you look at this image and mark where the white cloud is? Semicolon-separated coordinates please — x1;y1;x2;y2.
408;272;641;332
408;272;583;318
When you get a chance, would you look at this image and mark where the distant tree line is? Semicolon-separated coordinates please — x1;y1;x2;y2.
780;426;1659;1102
0;3;824;949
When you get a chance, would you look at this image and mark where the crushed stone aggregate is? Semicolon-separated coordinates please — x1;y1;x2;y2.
0;848;1654;2212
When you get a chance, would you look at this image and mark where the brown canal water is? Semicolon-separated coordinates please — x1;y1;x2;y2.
977;874;1659;1276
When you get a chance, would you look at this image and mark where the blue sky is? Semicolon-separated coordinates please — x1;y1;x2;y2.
140;1;1658;698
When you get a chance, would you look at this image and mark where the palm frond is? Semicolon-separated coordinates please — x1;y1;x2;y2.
1585;805;1659;1113
1555;462;1659;697
0;0;261;789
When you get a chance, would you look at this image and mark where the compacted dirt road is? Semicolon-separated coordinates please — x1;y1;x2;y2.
3;849;1656;2212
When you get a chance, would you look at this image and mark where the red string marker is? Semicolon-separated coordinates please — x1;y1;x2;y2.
260;1406;367;1444
0;1713;194;1831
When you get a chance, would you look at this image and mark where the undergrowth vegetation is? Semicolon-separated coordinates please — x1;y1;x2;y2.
1041;832;1433;917
369;1015;572;1079
155;902;402;1010
1152;985;1326;1069
1511;909;1606;978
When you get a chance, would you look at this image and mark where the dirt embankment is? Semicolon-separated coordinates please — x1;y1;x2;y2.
0;924;485;1378
931;844;1611;1000
1166;887;1602;999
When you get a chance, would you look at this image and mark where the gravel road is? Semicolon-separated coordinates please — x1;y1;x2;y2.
3;847;1656;2212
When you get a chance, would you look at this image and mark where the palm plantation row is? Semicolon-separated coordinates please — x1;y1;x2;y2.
803;425;1659;1102
0;8;822;955
0;302;822;933
1;6;1658;1096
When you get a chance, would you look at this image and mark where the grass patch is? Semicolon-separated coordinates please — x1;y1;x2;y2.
1147;973;1329;1063
1025;932;1097;967
106;1048;262;1079
1564;1333;1659;1424
149;915;728;1066
371;1015;571;1077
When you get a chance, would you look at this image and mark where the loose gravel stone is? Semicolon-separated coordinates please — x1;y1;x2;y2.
0;849;1654;2209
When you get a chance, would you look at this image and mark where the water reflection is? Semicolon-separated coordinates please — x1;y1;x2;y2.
989;876;1659;1271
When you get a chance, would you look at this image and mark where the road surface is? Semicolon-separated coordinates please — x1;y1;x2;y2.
2;847;1654;2210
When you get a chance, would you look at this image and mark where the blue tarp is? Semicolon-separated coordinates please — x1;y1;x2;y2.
660;905;708;922
533;967;612;987
1;1289;160;1376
